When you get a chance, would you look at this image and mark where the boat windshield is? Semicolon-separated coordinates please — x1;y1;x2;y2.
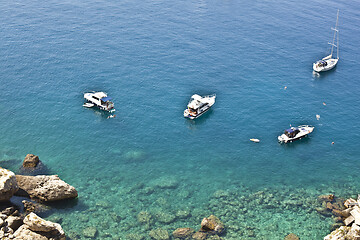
284;128;300;138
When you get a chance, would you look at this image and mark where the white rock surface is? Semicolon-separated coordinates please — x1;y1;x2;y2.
0;168;19;201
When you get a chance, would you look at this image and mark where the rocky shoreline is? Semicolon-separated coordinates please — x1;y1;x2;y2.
2;154;360;239
0;154;78;240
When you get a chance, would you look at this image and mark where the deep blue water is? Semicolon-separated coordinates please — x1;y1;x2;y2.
1;0;360;239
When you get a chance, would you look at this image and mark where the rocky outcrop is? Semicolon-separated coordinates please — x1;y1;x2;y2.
19;154;49;175
323;195;360;239
0;168;19;202
13;212;66;240
15;175;78;201
23;154;40;168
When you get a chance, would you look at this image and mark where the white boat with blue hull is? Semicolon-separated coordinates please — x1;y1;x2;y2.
313;10;340;72
184;94;216;120
83;91;115;112
278;125;314;143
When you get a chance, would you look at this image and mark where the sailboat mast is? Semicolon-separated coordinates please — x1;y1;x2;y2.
336;10;339;59
330;10;339;58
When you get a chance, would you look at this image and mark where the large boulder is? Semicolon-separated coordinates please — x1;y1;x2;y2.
15;175;78;202
0;168;19;202
13;225;48;240
21;212;65;240
19;154;49;175
22;154;40;168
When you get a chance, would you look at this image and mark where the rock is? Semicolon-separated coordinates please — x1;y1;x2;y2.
176;209;191;219
13;225;48;240
22;200;50;214
324;224;360;240
137;211;152;225
200;215;224;235
1;206;16;216
284;233;300;240
15;175;78;201
172;228;195;239
348;224;360;239
318;194;335;202
334;208;352;218
5;216;23;231
126;233;145;240
344;215;355;226
316;207;332;217
156;211;176;224
83;226;97;238
149;228;169;240
331;222;344;232
23;212;65;239
192;232;207;240
350;206;360;225
22;154;40;168
0;168;19;202
344;198;357;208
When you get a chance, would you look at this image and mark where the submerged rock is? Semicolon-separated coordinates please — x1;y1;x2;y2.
0;167;19;202
82;226;98;238
172;228;195;239
15;175;78;201
22;200;51;214
137;211;152;225
155;211;176;224
284;233;300;240
200;215;224;235
192;231;207;240
149;228;169;240
22;154;40;168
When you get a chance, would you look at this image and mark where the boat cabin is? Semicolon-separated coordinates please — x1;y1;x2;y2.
187;94;208;113
284;128;300;138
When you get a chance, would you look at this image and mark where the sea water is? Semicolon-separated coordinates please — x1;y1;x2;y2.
1;0;360;239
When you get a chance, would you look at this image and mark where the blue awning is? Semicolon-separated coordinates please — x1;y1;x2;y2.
286;128;298;133
101;96;112;102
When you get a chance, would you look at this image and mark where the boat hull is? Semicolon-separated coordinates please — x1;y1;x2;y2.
313;59;338;72
278;125;314;143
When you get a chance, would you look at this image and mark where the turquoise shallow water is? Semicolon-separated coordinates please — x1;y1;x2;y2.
1;0;360;239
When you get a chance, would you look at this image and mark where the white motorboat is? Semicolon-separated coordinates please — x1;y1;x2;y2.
278;125;314;143
184;94;216;119
83;91;115;112
313;10;339;72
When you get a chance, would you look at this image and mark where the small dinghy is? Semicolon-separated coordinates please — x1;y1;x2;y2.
250;138;260;143
83;102;94;108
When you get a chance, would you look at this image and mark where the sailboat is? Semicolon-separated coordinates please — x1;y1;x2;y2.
313;10;339;72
